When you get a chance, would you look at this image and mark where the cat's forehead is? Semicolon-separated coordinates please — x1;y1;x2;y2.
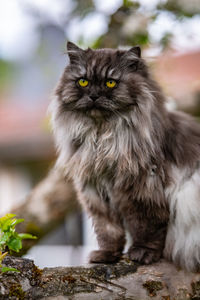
77;49;122;80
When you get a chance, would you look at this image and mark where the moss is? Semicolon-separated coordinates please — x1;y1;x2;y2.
31;264;43;286
9;283;25;299
191;280;200;299
143;280;163;297
62;275;77;284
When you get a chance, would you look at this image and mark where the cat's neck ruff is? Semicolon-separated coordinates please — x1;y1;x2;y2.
54;107;158;182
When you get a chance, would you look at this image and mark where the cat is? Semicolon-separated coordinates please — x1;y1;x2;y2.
50;41;200;272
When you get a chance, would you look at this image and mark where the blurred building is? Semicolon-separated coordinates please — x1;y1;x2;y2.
0;24;67;214
0;101;54;213
155;49;200;113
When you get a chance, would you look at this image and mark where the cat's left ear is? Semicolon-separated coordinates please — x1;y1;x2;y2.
66;41;84;63
127;46;141;58
121;46;141;71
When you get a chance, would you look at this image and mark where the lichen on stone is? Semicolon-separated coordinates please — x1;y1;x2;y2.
143;280;163;297
9;283;25;300
191;280;200;299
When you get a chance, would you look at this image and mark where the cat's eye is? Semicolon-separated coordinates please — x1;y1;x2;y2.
78;78;89;87
106;79;117;88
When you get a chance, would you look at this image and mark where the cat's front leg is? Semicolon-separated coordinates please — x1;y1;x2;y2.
76;182;126;263
123;203;168;265
89;214;126;263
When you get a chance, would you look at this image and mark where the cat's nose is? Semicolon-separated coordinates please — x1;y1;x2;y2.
90;95;99;102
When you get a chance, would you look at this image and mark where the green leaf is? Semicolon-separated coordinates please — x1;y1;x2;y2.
0;214;37;255
0;214;24;230
10;218;24;227
1;219;14;231
0;232;11;245
7;238;22;252
0;214;16;227
1;266;20;273
0;214;16;222
18;233;37;240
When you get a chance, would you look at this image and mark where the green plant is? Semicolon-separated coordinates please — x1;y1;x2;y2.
0;213;37;273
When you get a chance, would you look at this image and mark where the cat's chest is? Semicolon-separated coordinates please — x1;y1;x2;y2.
70;130;117;181
69;131;168;207
82;134;115;169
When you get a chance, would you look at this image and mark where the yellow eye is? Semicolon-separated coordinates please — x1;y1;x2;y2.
78;78;89;87
106;79;117;88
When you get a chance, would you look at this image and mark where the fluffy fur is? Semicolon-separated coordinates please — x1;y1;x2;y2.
50;42;200;272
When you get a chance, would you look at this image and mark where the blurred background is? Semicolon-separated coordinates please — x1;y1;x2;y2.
1;0;200;268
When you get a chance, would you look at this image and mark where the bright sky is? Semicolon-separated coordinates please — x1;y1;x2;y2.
0;0;200;61
0;0;38;60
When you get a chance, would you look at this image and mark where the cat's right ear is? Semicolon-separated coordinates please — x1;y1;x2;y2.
66;41;84;63
128;46;141;58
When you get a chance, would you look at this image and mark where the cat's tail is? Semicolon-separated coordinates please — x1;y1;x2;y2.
164;167;200;272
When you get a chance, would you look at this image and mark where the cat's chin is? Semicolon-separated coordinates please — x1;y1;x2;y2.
86;108;111;119
89;108;104;118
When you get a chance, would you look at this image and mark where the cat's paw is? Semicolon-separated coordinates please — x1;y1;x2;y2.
89;250;121;263
126;246;161;264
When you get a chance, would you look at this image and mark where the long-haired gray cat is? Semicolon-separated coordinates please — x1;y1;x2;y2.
50;42;200;272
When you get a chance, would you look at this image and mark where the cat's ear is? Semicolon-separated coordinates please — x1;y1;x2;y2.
121;46;141;71
127;46;141;58
66;41;84;63
67;41;82;52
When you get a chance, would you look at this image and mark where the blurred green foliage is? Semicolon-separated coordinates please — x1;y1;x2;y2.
74;0;200;49
157;0;199;18
0;60;15;95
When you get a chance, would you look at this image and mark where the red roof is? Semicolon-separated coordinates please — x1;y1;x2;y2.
0;101;54;160
154;49;200;98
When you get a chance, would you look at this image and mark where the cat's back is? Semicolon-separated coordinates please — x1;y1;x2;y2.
164;110;200;167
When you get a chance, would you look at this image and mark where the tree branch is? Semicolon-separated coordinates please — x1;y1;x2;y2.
11;168;78;254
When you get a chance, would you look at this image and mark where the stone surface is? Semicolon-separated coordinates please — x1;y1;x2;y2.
1;256;200;299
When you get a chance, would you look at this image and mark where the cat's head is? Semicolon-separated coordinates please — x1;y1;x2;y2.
56;42;155;120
